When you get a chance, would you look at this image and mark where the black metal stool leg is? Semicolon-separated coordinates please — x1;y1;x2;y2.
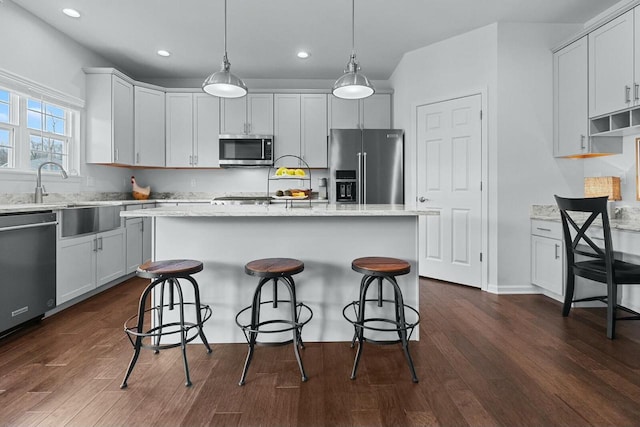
184;275;213;354
121;280;156;388
351;275;375;380
388;276;418;383
154;278;166;353
239;277;268;386
281;276;308;382
171;280;192;387
351;275;375;348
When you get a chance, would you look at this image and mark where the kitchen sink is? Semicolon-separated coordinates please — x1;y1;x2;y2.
60;204;123;237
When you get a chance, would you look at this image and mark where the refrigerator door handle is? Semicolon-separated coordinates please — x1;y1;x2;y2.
357;152;362;204
363;152;367;205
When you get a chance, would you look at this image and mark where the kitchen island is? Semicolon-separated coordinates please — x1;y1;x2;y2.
122;204;433;343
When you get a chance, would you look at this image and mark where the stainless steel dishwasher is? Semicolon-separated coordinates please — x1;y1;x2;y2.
0;211;57;337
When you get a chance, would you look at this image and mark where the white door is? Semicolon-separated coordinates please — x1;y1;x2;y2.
417;94;482;287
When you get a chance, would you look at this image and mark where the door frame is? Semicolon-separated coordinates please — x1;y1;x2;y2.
411;89;489;291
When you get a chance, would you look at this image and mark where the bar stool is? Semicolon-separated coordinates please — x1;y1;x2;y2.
343;256;420;383
235;258;313;386
121;259;212;388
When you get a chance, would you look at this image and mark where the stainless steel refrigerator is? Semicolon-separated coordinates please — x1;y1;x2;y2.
329;129;404;204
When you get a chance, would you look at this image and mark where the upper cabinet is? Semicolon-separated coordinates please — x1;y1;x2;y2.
589;10;635;118
274;94;328;167
166;92;220;167
85;71;134;165
220;94;273;135
328;93;392;130
553;37;589;157
134;86;165;167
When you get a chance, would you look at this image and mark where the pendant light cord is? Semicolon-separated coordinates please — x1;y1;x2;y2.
223;0;228;58
351;0;355;56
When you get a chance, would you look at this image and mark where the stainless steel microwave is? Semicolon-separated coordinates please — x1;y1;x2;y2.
219;134;273;167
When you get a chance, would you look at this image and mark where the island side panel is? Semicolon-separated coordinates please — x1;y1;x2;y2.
153;215;419;343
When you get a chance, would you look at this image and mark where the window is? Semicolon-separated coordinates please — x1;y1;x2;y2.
27;99;70;170
0;89;15;168
0;85;79;173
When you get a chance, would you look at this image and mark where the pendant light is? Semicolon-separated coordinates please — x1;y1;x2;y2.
202;0;247;98
332;0;374;100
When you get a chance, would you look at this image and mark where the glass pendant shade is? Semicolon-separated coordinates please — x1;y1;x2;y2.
332;54;374;100
202;55;247;98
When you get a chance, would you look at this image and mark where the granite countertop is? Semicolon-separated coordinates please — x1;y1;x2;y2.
121;203;438;218
531;204;640;232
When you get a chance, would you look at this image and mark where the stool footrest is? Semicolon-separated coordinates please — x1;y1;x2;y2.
235;300;313;340
124;303;212;351
342;299;420;335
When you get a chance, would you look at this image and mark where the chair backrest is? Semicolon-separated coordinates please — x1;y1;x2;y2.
554;195;614;274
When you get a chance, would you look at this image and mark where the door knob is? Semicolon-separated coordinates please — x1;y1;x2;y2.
418;197;427;202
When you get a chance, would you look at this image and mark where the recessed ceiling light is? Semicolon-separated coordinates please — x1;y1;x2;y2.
297;51;310;59
62;8;81;18
157;50;171;57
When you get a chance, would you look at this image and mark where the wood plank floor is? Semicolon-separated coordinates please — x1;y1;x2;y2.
1;276;640;427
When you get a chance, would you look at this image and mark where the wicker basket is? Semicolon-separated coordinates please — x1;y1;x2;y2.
584;176;621;200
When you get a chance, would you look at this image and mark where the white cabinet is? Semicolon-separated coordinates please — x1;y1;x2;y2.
134;86;166;167
57;228;126;304
530;220;563;296
589;10;635;118
274;94;328;167
85;71;134;165
328;93;391;130
125;203;154;273
553;37;589;157
220;94;273;135
166;93;220;167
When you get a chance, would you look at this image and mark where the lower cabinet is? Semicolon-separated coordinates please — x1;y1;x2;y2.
126;216;152;273
530;220;564;295
57;228;126;305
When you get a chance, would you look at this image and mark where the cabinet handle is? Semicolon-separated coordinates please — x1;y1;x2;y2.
98;237;103;250
626;85;631;103
635;83;639;101
114;149;119;162
189;155;192;165
194;155;198;165
93;238;98;252
536;227;552;232
136;152;140;164
555;243;560;259
580;134;586;150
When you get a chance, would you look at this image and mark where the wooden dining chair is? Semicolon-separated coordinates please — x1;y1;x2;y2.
555;195;640;339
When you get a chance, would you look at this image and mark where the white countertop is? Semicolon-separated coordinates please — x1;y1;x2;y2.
531;204;640;232
0;200;157;214
121;203;437;218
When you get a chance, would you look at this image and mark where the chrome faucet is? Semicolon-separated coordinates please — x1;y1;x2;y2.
35;161;68;203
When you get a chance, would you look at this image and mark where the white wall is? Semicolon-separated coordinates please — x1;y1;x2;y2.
495;23;584;292
0;1;130;197
390;22;583;293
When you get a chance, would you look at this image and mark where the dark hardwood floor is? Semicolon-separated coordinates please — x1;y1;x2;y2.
1;276;640;427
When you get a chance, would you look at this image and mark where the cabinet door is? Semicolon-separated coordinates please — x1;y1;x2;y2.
362;94;391;128
301;94;328;167
165;93;194;167
248;94;274;135
220;97;247;134
193;93;220;167
329;95;360;129
96;228;126;287
134;86;166;167
589;10;634;117
531;235;563;295
142;217;152;264
112;76;135;165
274;94;301;160
554;37;588;157
57;234;96;304
125;218;143;273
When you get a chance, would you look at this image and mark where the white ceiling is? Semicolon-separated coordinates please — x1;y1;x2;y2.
11;0;624;82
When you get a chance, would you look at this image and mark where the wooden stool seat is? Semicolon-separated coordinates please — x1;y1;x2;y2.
352;257;411;277
245;258;304;278
137;259;203;279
